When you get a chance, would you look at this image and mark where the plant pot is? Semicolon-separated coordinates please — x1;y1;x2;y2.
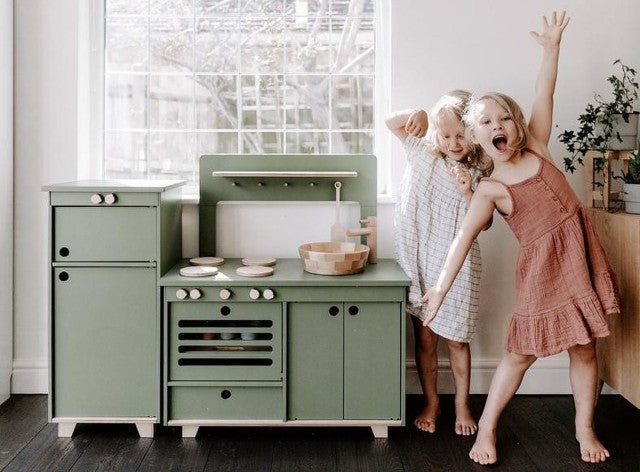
596;112;639;150
623;182;640;214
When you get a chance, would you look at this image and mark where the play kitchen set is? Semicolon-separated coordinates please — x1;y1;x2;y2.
44;155;410;439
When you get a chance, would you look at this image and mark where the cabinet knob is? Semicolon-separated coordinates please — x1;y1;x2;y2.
176;288;188;300
90;193;103;204
329;306;340;316
104;193;117;205
249;288;261;300
219;288;232;300
221;389;231;399
348;305;359;316
58;247;70;257
189;288;202;300
263;288;275;300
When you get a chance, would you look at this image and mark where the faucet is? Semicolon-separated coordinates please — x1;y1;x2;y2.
346;216;377;264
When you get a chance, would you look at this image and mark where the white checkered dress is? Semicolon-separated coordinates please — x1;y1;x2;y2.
394;135;481;342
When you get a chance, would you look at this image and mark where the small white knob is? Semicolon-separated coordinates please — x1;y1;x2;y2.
263;288;275;300
176;288;188;300
104;193;117;205
249;288;261;300
219;288;232;300
189;288;202;300
90;193;103;204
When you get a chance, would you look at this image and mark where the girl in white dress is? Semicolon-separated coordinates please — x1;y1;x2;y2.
387;90;492;435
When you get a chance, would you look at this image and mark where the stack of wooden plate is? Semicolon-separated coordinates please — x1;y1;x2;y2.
298;242;369;275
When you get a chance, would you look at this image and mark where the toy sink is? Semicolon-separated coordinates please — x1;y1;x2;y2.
298;242;370;275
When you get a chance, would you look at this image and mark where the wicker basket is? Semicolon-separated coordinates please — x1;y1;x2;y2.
298;242;370;275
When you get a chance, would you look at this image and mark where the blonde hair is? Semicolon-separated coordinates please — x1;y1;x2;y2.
463;92;529;153
427;90;493;176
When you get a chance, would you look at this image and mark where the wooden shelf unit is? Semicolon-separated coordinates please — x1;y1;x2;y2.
584;150;634;210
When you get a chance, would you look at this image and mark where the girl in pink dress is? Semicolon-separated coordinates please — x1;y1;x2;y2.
422;11;620;465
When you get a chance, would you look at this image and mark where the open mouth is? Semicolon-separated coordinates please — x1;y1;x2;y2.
492;135;508;152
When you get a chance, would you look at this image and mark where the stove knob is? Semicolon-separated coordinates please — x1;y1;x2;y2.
219;288;232;300
90;193;103;204
104;193;117;205
189;288;202;300
263;288;275;300
249;288;261;300
176;288;188;300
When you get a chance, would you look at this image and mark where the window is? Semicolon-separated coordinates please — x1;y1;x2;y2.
102;0;377;187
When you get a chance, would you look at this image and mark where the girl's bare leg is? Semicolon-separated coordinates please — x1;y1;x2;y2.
445;339;477;436
411;316;440;433
470;352;537;465
568;341;610;463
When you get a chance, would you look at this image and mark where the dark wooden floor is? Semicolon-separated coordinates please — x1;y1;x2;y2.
1;394;638;471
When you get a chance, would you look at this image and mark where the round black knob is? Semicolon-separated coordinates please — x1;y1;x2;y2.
59;247;69;257
58;272;69;282
329;306;339;316
220;306;231;316
221;389;231;399
348;305;359;316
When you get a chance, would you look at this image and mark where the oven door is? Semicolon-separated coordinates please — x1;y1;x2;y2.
168;301;282;381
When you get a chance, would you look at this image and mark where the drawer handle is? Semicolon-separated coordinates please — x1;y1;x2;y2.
59;247;70;257
220;306;231;316
329;306;339;316
221;389;231;399
58;272;69;282
348;305;359;316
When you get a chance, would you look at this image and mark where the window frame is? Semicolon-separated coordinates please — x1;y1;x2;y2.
79;0;392;197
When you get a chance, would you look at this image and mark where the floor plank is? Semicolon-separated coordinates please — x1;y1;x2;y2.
0;395;48;470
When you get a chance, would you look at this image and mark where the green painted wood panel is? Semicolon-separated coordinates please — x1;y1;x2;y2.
169;302;282;381
170;385;282;420
287;303;343;420
54;207;156;262
53;267;157;418
344;303;401;420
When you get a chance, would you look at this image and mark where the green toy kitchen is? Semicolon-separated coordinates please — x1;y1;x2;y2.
43;154;410;439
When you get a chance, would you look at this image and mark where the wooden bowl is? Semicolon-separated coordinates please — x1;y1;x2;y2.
298;242;370;275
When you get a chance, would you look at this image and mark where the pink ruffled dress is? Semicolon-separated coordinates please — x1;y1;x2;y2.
482;149;620;357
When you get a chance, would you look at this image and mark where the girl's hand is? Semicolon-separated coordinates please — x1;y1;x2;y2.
405;109;428;138
451;165;473;198
530;10;570;48
421;287;445;327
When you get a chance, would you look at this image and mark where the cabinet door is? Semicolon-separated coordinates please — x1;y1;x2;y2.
287;303;343;419
344;302;401;420
53;267;157;418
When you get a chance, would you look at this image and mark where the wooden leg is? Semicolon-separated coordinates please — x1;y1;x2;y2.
135;423;155;438
57;422;77;438
370;425;388;438
182;425;199;438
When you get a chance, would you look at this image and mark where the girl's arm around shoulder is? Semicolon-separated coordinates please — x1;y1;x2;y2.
385;109;428;141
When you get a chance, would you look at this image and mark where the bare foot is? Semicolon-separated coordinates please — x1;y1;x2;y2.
454;402;478;436
469;426;497;465
576;428;610;463
414;401;440;433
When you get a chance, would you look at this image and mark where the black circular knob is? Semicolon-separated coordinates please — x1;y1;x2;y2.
221;389;231;399
220;306;231;316
348;305;359;316
329;306;339;316
58;272;69;281
59;247;69;257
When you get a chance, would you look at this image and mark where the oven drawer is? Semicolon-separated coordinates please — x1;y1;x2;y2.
168;302;282;381
169;385;282;420
54;206;157;262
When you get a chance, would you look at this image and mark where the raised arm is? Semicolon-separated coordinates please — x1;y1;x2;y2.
528;11;570;145
385;109;428;141
421;182;496;325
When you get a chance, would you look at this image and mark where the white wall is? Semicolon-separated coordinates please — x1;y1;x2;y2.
12;0;640;394
0;0;14;404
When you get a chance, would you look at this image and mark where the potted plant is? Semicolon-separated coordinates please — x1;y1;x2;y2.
614;149;640;213
559;60;639;174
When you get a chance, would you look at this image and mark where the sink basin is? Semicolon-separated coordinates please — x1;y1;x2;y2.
298;242;370;275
